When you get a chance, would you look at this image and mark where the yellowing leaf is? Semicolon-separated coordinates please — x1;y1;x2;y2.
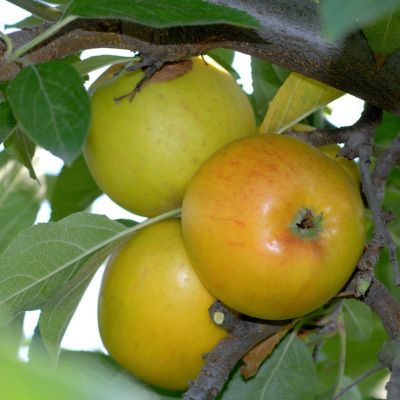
241;322;295;379
260;73;343;134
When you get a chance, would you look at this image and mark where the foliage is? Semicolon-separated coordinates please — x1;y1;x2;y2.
0;0;400;399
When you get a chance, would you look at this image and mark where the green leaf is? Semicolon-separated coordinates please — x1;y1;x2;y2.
72;55;136;76
221;334;317;400
260;72;343;134
316;375;362;400
5;15;42;30
6;61;90;164
375;112;400;145
39;238;127;363
250;58;289;124
0;212;125;327
58;351;182;399
0;102;16;144
378;336;400;366
64;0;259;28
320;0;400;40
0;152;42;255
319;314;388;396
4;129;38;182
343;299;373;342
363;9;400;54
0;347;92;400
207;49;239;80
0;314;24;358
50;155;101;221
1;342;179;400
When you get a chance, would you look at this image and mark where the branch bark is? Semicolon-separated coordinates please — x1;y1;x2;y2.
373;133;400;202
1;0;400;113
183;302;287;400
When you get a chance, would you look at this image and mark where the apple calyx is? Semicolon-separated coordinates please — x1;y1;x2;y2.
290;207;323;240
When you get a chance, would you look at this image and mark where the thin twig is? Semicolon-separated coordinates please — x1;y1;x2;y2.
373;133;400;202
387;356;400;400
286;104;383;153
114;58;165;102
359;144;400;284
331;363;386;400
331;309;346;399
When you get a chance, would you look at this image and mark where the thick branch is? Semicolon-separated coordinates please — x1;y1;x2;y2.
0;0;400;113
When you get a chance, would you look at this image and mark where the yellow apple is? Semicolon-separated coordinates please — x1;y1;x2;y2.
84;57;256;216
98;219;226;390
181;134;365;320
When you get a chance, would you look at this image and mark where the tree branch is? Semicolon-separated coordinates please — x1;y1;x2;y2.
373;133;400;202
286;103;383;150
0;0;400;113
365;279;400;340
183;302;287;400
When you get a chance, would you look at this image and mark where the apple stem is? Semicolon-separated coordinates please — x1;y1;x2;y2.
290;207;323;240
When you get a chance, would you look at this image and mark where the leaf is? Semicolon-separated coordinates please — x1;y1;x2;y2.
50;155;102;221
207;49;239;80
378;335;400;366
64;0;259;29
320;0;400;40
72;55;136;76
0;314;24;358
319;314;387;396
6;61;90;164
39;238;127;363
0;101;16;144
250;58;289;124
363;7;400;54
241;322;295;379
221;334;317;400
316;376;362;400
0;347;92;400
259;72;343;134
58;351;182;399
0;212;125;327
5;15;42;30
0;152;42;255
2;342;178;400
343;299;373;342
375;112;400;145
4;129;38;182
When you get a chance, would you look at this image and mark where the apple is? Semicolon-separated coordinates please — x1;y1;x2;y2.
84;57;256;217
181;134;366;320
97;219;226;390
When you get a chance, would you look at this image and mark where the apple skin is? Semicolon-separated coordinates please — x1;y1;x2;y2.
84;57;256;217
181;134;366;320
318;144;360;186
289;125;360;185
97;219;226;391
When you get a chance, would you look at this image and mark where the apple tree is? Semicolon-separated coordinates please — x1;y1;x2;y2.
1;1;400;399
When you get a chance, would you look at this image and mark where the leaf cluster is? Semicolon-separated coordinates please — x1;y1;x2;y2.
0;1;400;399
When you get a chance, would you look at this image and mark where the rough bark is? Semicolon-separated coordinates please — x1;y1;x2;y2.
1;0;400;113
